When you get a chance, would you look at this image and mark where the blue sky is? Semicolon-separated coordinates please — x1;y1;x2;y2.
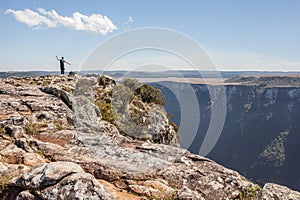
0;0;300;71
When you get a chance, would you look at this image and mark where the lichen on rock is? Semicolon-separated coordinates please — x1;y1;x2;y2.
0;75;299;199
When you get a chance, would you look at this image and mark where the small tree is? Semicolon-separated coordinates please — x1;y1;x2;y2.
135;84;165;106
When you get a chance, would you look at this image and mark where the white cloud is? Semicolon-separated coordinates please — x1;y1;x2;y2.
5;8;117;35
123;16;134;27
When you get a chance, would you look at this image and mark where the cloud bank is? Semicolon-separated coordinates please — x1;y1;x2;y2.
5;8;117;35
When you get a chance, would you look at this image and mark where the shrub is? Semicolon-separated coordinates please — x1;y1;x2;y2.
237;184;261;200
0;174;16;192
54;120;63;131
129;107;148;125
97;102;114;124
122;78;142;91
135;84;165;106
25;122;39;135
34;150;45;157
25;122;47;135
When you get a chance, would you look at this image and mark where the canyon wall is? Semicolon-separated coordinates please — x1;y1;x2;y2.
155;81;300;191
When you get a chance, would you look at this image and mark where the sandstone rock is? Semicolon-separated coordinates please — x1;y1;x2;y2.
177;186;204;199
15;190;36;200
14;138;34;152
98;75;116;89
11;161;84;190
71;95;102;132
40;172;113;200
128;180;176;198
0;162;30;179
73;77;98;98
7;162;113;200
1;75;300;200
22;152;46;166
40;86;72;109
260;183;300;200
98;179;141;200
99;120;119;135
4;125;24;138
129;184;161;197
0;143;25;164
35;130;76;146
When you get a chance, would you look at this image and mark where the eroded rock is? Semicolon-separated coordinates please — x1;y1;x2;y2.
6;162;113;200
260;183;300;200
0;75;300;199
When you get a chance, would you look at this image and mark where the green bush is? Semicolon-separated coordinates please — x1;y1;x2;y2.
34;150;45;157
135;84;165;106
0;174;16;192
97;102;114;124
25;122;39;135
122;78;142;91
54;120;63;131
25;122;43;135
237;185;261;200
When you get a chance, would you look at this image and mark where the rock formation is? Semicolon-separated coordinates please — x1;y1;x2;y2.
154;76;300;191
0;75;299;199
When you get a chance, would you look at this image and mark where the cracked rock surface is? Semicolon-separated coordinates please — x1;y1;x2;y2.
0;75;299;199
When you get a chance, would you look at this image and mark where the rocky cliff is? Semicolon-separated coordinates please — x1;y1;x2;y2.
0;75;299;199
154;75;300;193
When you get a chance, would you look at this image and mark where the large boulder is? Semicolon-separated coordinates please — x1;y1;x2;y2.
4;161;113;200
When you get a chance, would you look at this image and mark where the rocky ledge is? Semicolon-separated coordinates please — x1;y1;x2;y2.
0;74;299;199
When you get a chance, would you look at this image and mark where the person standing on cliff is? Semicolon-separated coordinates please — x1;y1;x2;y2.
56;56;71;75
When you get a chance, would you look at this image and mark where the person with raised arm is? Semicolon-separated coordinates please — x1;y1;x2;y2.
56;56;71;75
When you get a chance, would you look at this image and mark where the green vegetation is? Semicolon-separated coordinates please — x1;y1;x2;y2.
0;174;17;192
93;78;178;140
25;122;39;135
237;185;261;200
54;120;63;131
129;107;148;126
135;84;165;106
96;101;116;125
122;78;141;91
34;149;45;157
25;122;47;135
258;130;289;167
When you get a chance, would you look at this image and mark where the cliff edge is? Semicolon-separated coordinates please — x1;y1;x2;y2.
0;75;299;199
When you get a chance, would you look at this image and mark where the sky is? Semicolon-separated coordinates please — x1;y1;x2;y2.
0;0;300;72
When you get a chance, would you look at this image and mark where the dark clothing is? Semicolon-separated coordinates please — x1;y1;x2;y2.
60;60;65;75
60;59;65;67
60;66;65;75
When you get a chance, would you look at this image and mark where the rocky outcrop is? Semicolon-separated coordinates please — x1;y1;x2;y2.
3;162;113;200
0;75;299;199
261;183;300;200
77;76;180;146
